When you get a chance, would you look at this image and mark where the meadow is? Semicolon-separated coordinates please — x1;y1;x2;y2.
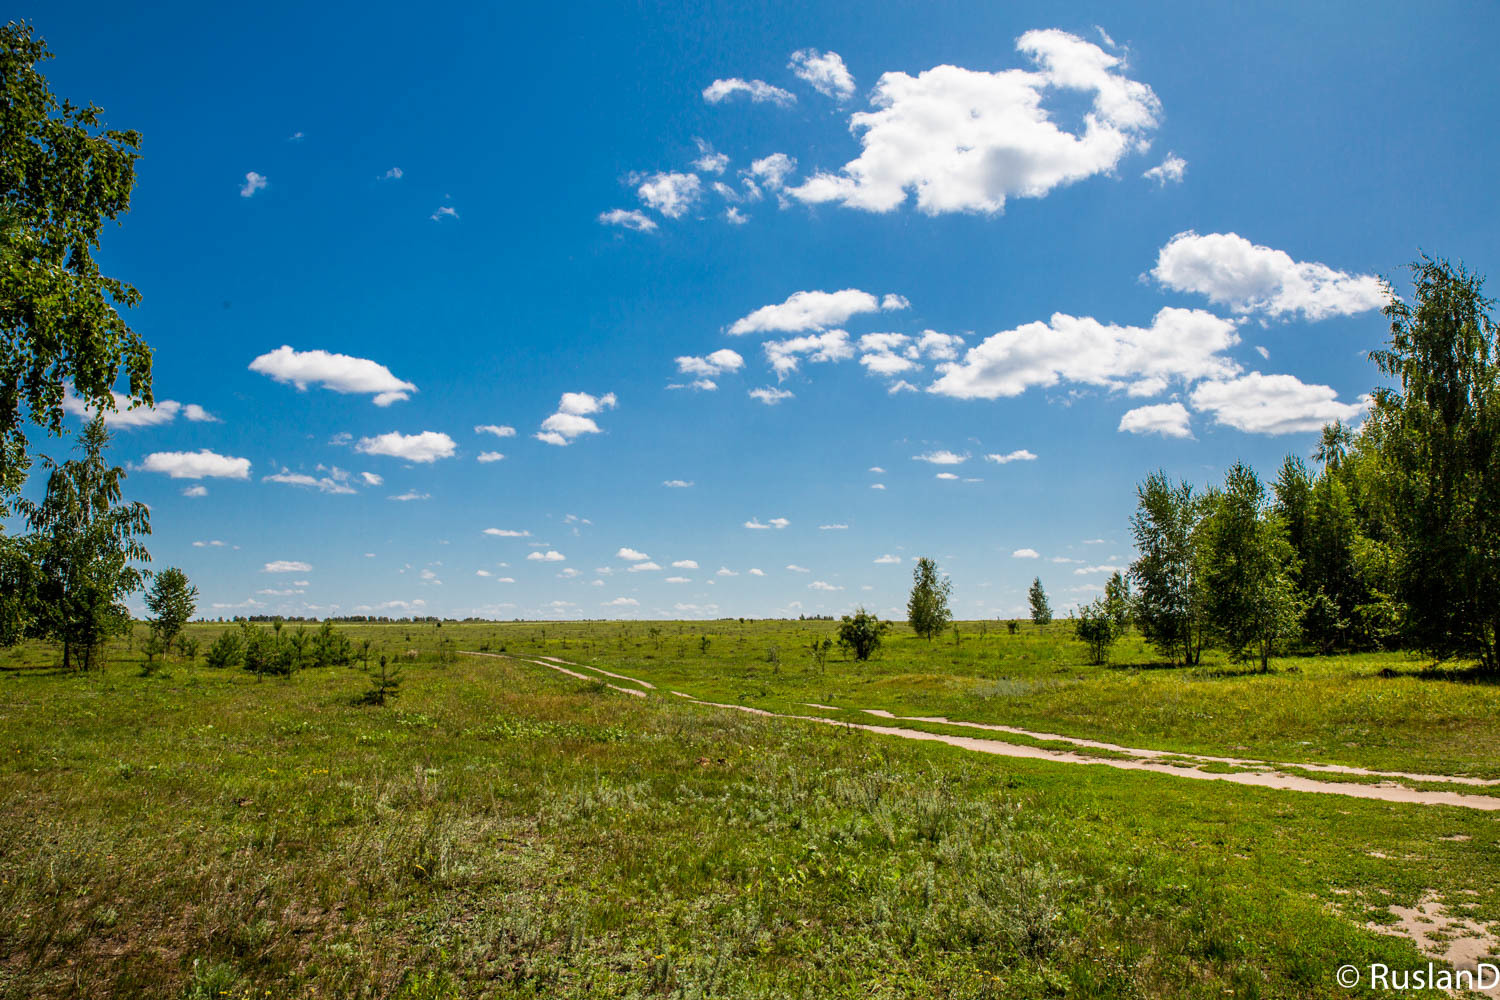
1;619;1497;999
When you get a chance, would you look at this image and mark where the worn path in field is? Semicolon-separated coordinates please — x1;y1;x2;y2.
464;651;1500;812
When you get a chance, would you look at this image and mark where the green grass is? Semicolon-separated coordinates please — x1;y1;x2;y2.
0;621;1497;998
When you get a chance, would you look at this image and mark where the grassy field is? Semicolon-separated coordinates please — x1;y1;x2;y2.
1;620;1497;998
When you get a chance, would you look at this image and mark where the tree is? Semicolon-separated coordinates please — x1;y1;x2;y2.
1027;577;1052;626
1103;571;1132;632
14;418;148;669
1314;421;1355;471
1369;256;1500;670
837;607;889;661
1198;463;1300;670
1128;471;1208;665
1073;598;1118;665
203;629;242;669
145;567;197;649
906;556;953;641
0;24;150;501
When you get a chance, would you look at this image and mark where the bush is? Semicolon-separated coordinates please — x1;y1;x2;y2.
203;629;242;669
1073;598;1118;665
837;608;889;661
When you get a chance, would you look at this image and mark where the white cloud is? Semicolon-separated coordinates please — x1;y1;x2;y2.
359;471;383;486
1118;402;1193;438
874;554;901;564
819;523;848;531
786;564;810;573
603;597;640;607
240;172;267;197
666;576;691;583
382;166;403;180
765;330;854;377
870;483;886;490
431;205;458;222
249;346;417;405
809;580;843;591
263;468;358;495
729;289;882;335
1075;564;1126;576
477;451;505;463
599;208;658;232
725;207;748;225
263;560;312;573
526;550;566;562
1142;152;1187;186
929;307;1241;400
881;294;910;311
676;349;744;376
748;568;765;576
355;431;456;463
484;528;530;537
1012;548;1040;559
692;140;729;174
913;450;967;465
749;386;794;405
388;491;430;501
1151;231;1386;321
671;560;699;569
192;540;226;548
935;472;959;480
786;30;1159;215
663;479;694;488
986;449;1037;464
628;561;662;573
617;547;650;561
140;450;251;480
1189;373;1369;435
537;391;617;446
63;389;217;428
769;517;790;529
868;466;885;474
181;485;207;498
702;78;796;106
475;424;516;437
789;48;856;100
716;566;739;577
749;153;797;190
637;172;703;219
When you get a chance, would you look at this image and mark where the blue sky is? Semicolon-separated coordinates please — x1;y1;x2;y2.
21;0;1500;620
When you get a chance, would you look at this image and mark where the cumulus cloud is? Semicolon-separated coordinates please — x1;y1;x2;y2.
181;485;207;498
929;307;1240;400
637;172;703;218
603;597;640;607
388;490;430;501
666;576;691;583
729;289;883;335
263;560;312;573
1151;232;1386;321
789;48;856;100
786;30;1159;215
526;550;566;562
616;547;650;561
475;424;516;437
240;172;267;197
477;451;505;463
819;523;848;531
63;388;217;428
716;566;739;577
676;349;745;377
874;554;901;564
702;78;796;106
986;449;1037;464
663;479;694;488
786;564;810;573
765;330;854;378
263;467;358;494
1118;401;1193;438
140;450;251;480
355;431;457;463
749;386;794;405
809;580;843;591
628;561;662;572
745;517;789;530
537;391;617;446
484;528;529;537
1012;548;1040;559
599;208;658;232
749;153;797;190
913;450;967;465
935;472;959;480
671;560;699;569
1189;373;1369;435
1142;152;1187;186
249;346;417;406
692;139;729;174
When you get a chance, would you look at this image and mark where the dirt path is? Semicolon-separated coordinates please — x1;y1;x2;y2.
467;651;1500;812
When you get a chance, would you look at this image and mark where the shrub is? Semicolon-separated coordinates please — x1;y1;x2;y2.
837;608;889;661
1073;598;1118;665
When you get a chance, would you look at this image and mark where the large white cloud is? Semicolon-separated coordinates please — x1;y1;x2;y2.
355;431;457;463
786;29;1160;215
249;346;417;406
140;450;251;479
1118;402;1193;438
928;307;1240;400
702;78;796;106
729;289;894;334
789;49;856;101
536;392;616;446
1189;373;1369;435
1151;232;1386;321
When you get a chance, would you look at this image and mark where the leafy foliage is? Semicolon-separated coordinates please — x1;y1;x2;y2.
1072;598;1118;665
144;567;197;648
906;556;953;640
1128;472;1207;666
836;607;889;661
